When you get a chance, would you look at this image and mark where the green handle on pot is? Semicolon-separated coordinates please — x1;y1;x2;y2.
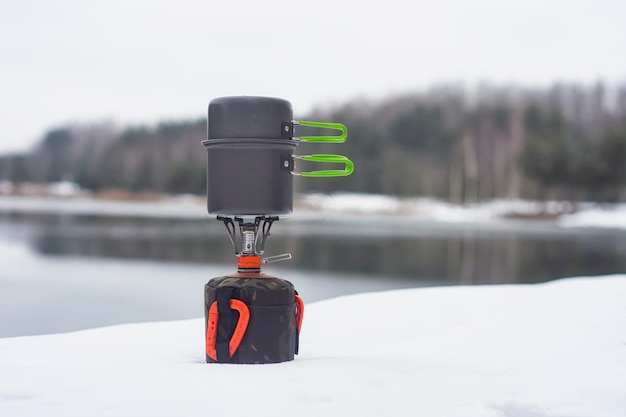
295;121;348;143
293;154;354;177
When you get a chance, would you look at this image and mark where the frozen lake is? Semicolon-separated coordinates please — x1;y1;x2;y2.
2;196;626;338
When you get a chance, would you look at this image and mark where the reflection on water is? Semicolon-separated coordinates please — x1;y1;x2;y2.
2;207;626;338
3;210;626;285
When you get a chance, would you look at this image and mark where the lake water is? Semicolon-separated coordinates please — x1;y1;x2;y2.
2;197;626;338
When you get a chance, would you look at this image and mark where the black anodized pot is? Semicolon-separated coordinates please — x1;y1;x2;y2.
203;96;296;216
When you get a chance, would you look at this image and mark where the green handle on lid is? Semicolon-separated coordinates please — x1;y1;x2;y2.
295;154;354;177
296;121;348;143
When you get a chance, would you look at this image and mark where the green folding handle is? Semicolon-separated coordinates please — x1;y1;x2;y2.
293;154;354;177
295;121;348;143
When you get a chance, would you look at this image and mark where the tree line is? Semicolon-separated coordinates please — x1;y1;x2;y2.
1;82;626;202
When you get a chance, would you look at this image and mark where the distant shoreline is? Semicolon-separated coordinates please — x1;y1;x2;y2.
2;191;626;231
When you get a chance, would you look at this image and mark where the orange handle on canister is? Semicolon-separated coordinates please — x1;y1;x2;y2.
295;295;304;334
206;299;250;361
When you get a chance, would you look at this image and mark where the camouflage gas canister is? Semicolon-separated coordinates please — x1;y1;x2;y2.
204;273;303;364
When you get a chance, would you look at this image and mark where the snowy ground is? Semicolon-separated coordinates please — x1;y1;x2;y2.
1;275;625;417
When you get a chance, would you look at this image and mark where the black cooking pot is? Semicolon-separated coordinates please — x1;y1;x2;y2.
202;96;353;216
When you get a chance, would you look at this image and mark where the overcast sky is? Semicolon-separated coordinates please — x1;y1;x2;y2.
1;0;625;153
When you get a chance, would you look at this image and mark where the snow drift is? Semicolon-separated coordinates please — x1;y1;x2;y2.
1;275;625;417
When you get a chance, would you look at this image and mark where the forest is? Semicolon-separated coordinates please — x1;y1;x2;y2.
1;82;626;202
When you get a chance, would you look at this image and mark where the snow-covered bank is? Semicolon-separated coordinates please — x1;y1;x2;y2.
1;276;625;417
300;193;576;221
0;194;205;219
302;193;626;230
3;193;626;231
559;205;626;230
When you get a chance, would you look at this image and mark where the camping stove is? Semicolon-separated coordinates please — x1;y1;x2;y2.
203;96;353;364
217;216;292;272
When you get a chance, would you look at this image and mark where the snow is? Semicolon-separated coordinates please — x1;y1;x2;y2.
559;205;626;230
302;192;401;214
300;193;577;223
47;181;81;197
1;276;625;417
0;195;205;219
302;194;626;231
